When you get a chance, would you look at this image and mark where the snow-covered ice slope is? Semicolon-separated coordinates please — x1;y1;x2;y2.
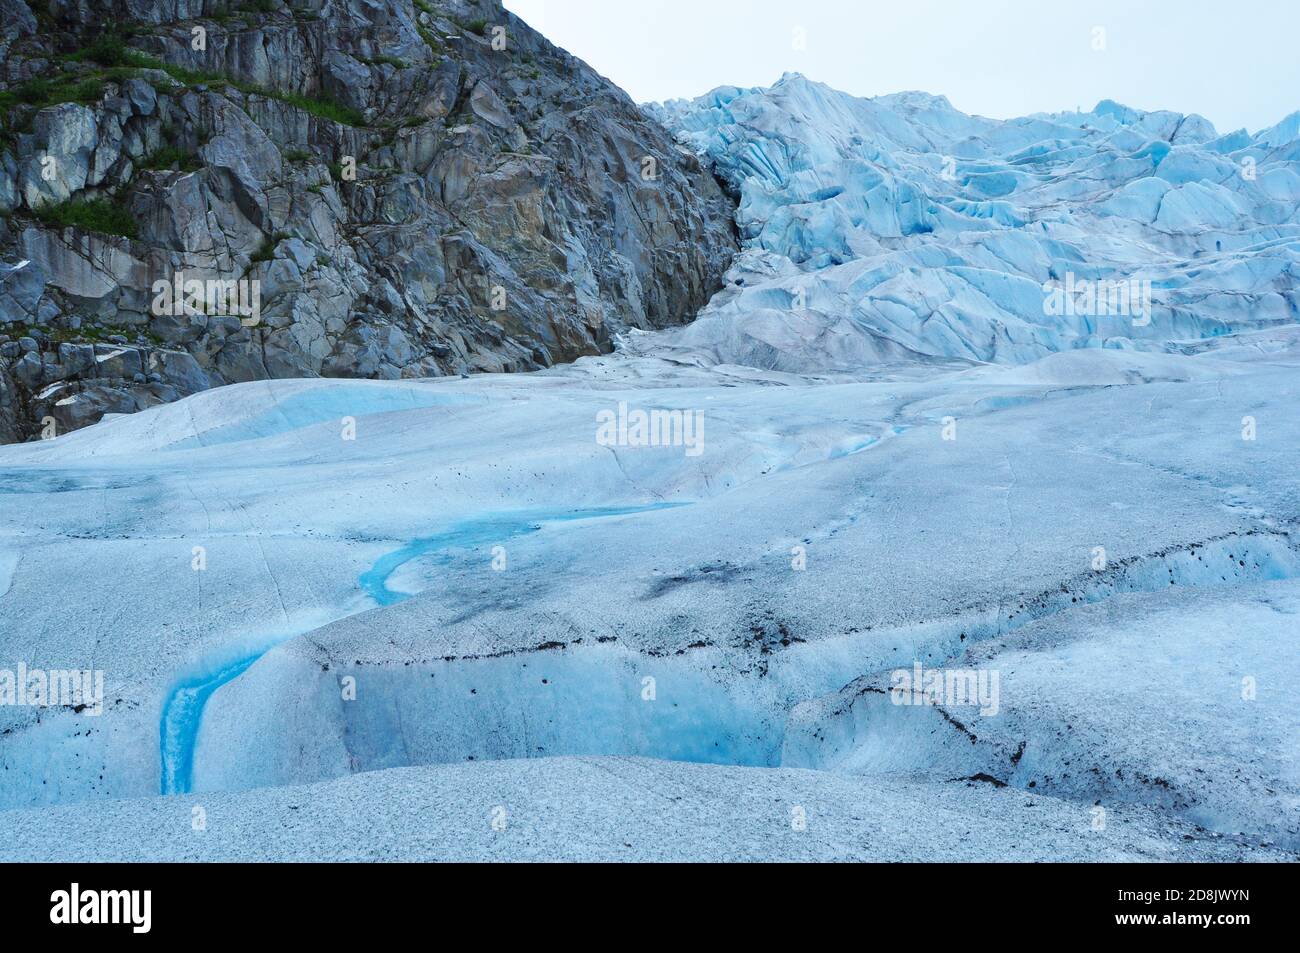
646;76;1300;370
785;580;1300;849
2;757;1290;862
1;335;1297;859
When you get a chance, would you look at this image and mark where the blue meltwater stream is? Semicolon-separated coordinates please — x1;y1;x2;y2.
158;504;685;795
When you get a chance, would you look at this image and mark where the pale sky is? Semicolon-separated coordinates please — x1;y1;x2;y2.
503;0;1300;135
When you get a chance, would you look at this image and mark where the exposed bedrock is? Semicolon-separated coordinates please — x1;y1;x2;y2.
0;0;739;440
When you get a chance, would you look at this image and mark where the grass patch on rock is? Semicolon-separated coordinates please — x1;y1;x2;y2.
0;75;108;112
272;89;364;126
139;145;203;172
33;197;138;239
49;35;365;127
249;231;289;262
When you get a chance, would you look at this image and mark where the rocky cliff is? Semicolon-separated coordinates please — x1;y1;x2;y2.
0;0;737;441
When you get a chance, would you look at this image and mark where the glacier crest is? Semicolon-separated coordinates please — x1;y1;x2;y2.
647;74;1300;371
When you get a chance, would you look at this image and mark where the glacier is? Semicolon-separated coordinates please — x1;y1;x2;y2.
645;75;1300;371
1;76;1299;861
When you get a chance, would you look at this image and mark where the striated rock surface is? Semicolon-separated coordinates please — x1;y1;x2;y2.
0;0;738;441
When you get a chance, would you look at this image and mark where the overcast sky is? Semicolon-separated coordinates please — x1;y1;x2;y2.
503;0;1300;134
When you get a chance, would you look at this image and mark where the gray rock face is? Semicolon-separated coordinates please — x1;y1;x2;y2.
0;0;738;440
21;103;98;209
0;0;36;64
0;258;46;319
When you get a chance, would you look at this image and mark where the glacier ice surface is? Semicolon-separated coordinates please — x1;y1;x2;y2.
646;74;1300;371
